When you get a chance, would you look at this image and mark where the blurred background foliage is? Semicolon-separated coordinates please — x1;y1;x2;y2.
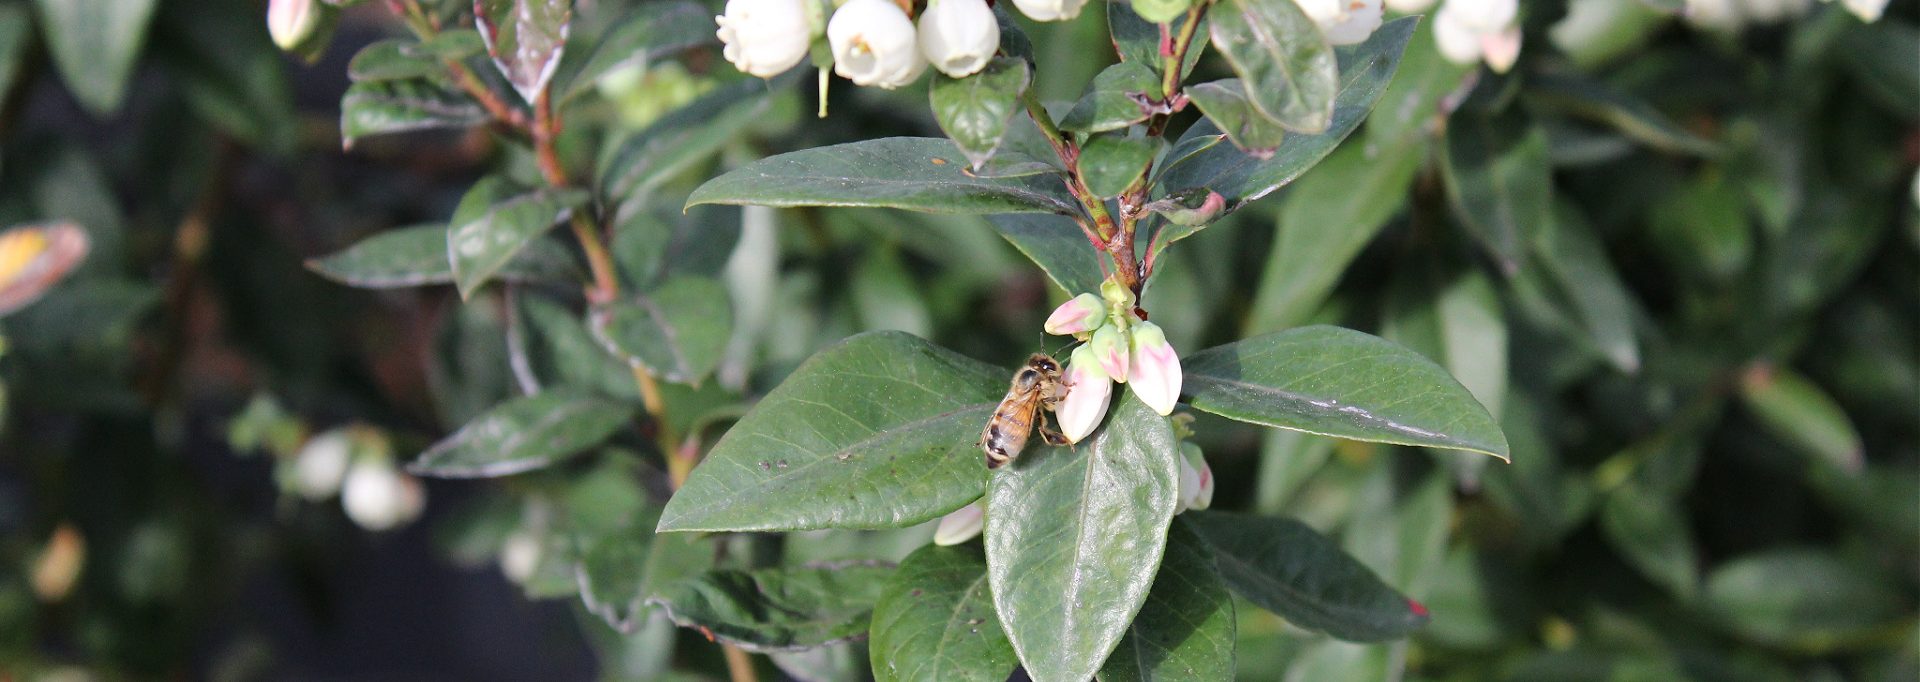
0;0;1914;679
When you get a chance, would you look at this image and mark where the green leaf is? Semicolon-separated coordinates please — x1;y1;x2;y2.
1363;20;1471;147
306;224;577;289
869;544;1017;682
986;394;1180;682
409;390;637;478
347;32;486;82
1440;112;1552;275
1703;549;1907;652
1185;79;1288;154
1157;18;1415;214
1207;0;1337;133
0;5;32;114
577;516;717;633
448;181;589;298
1836;22;1918;121
687;138;1079;215
1244;137;1421;335
930;58;1031;169
1738;366;1864;475
599;70;781;206
657;331;1002;532
1109;2;1206;78
1097;520;1236;682
1059;62;1161;134
649;564;893;652
1648;168;1750;282
474;0;572;103
517;294;640;399
559;1;712;101
1524;73;1719;156
1183;325;1510;459
32;0;159;115
1079;134;1158;198
589;276;732;385
1598;481;1699;599
989;214;1106;295
1518;203;1640;373
152;2;297;150
340;79;491;145
1186;510;1426;642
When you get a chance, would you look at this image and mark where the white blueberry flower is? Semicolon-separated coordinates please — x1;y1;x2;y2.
1180;443;1214;511
829;0;929;89
1011;0;1090;22
933;501;986;545
1057;345;1114;443
1296;0;1385;46
498;529;543;582
918;0;1001;78
267;0;323;52
1833;0;1889;21
1126;321;1182;416
717;0;816;78
1385;0;1436;11
293;428;353;501
1044;293;1106;336
342;458;426;532
1433;0;1523;72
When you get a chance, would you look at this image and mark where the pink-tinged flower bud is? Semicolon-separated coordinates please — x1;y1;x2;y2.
717;0;817;79
1044;293;1105;336
1295;0;1384;46
343;458;426;532
1127;321;1181;416
1090;324;1130;384
1057;345;1113;443
268;0;323;52
1180;443;1213;511
1143;188;1226;227
934;501;985;545
1481;25;1522;74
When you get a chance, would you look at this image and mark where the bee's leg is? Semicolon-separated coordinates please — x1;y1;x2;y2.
1039;413;1070;446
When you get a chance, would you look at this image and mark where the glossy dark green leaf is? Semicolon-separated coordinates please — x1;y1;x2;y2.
577;516;717;633
474;0;572;102
1738;366;1864;474
658;332;1002;532
1598;481;1698;599
1186;511;1426;641
340;79;491;145
869;544;1017;682
1156;18;1414;213
307;224;577;289
649;564;893;652
988;214;1106;295
1184;325;1510;459
347;32;486;82
1363;20;1471;147
1703;549;1907;651
409;390;637;478
1098;520;1236;682
1207;0;1336;132
517;294;639;399
1109;1;1207;76
448;181;589;298
559;1;712;101
32;0;159;115
1079;134;1158;198
986;394;1180;682
1059;62;1161;134
1440;112;1551;275
930;58;1031;169
687;138;1080;215
1186;79;1288;154
1245;138;1420;335
600;77;780;206
1524;73;1718;156
589;276;732;385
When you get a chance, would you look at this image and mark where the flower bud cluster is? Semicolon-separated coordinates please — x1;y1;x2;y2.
286;426;427;532
717;0;1010;89
1044;278;1184;443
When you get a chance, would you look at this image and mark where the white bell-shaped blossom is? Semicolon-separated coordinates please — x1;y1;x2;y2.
933;501;986;545
1011;0;1090;22
1433;0;1523;72
829;0;928;88
717;0;816;78
342;458;426;532
1044;293;1105;336
1057;345;1114;443
1126;321;1182;416
918;0;1001;78
268;0;323;51
293;428;354;501
1296;0;1385;46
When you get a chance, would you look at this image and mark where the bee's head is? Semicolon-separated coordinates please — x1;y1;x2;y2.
1026;353;1061;374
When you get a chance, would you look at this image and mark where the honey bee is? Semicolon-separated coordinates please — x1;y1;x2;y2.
980;353;1072;469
